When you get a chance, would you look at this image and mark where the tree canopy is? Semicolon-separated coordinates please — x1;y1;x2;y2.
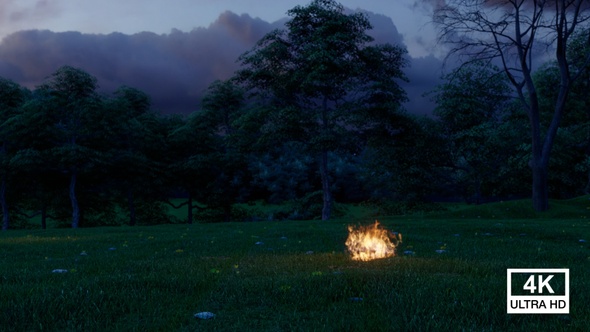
0;1;589;229
236;0;408;220
434;0;590;211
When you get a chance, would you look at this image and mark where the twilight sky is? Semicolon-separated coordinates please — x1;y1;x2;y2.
0;0;444;114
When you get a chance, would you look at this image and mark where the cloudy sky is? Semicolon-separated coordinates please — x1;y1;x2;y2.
0;0;443;114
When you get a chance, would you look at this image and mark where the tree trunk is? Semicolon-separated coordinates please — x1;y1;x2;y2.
531;162;549;211
187;192;193;224
70;172;80;228
526;68;566;212
127;189;136;226
320;149;332;221
528;121;551;212
475;180;482;205
41;203;47;230
319;94;332;221
1;175;9;231
224;204;231;222
529;16;569;212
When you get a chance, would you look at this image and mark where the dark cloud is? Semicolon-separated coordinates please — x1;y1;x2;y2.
411;0;446;12
0;9;441;115
361;11;442;115
0;11;276;113
0;0;61;25
403;55;444;115
362;11;405;46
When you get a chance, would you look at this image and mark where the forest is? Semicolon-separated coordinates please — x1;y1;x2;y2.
0;0;589;229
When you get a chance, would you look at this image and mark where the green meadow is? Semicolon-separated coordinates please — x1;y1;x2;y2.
1;198;589;331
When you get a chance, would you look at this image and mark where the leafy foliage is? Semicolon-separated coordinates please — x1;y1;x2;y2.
1;2;589;229
236;0;408;220
430;62;528;202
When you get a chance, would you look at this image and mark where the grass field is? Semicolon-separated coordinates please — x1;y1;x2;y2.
1;198;589;331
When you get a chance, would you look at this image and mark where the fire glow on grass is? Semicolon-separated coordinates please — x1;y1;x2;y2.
345;221;402;261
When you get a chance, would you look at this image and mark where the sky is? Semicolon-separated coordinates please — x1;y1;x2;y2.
0;0;443;115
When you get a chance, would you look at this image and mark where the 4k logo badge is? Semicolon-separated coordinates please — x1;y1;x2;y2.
507;269;569;314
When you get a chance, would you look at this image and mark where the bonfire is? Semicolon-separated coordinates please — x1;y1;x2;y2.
345;221;402;261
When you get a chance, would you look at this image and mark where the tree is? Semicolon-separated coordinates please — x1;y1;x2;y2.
35;66;105;228
166;113;216;224
360;114;450;203
249;141;316;203
236;0;408;220
105;86;164;226
430;62;522;202
0;78;28;230
9;90;57;229
566;31;590;194
196;79;251;222
532;33;590;197
434;0;590;211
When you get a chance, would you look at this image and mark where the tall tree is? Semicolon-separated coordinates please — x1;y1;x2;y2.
434;0;590;211
532;34;590;197
0;78;28;230
430;62;520;202
196;79;250;222
35;66;104;228
10;90;59;229
236;0;408;220
106;86;162;226
566;31;590;193
166;113;217;224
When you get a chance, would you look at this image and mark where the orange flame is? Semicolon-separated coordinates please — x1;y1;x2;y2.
345;221;402;261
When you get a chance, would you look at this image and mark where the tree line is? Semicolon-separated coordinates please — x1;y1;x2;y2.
1;0;589;229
